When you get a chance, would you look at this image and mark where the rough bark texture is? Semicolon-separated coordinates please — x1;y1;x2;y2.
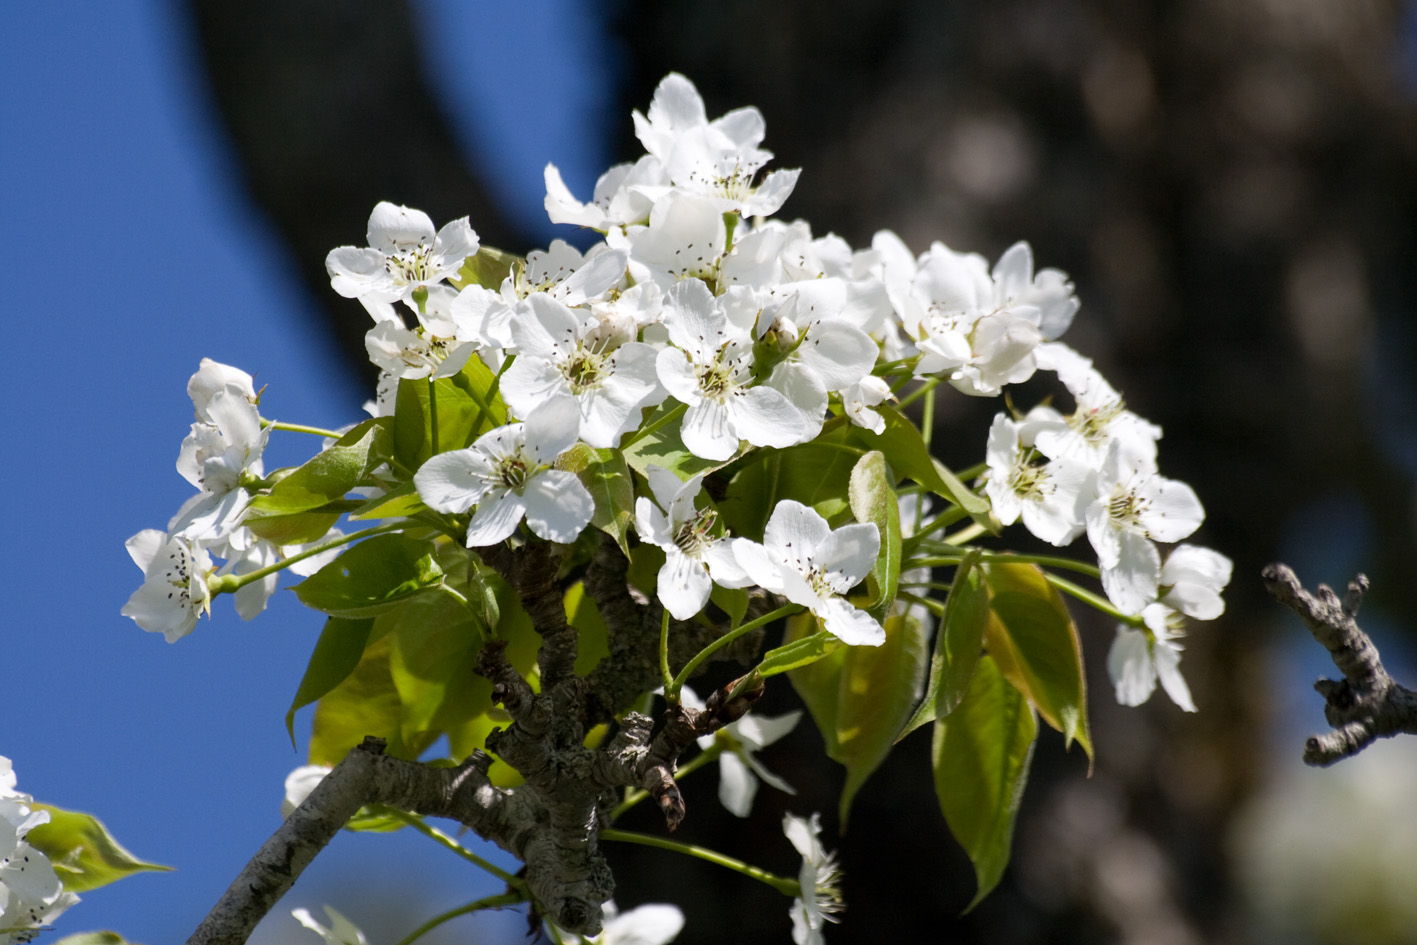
188;536;758;942
1263;563;1417;765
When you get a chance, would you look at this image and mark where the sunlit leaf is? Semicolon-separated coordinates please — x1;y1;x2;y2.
560;444;634;556
848;450;902;619
932;655;1036;910
898;549;987;742
982;561;1091;760
28;806;171;893
285;616;377;745
292;533;446;618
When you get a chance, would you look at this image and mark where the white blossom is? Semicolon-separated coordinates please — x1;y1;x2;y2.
782;813;844;945
983;412;1091;546
121;529;216;642
413;398;593;546
325;202;478;305
1107;604;1196;712
634;467;751;619
554;900;686;945
0;757;78;942
501;293;664;448
293;905;368;945
656;279;808;460
735;500;884;646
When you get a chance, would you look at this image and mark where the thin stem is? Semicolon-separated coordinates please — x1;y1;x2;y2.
897;590;947;618
600;829;799;897
262;420;347;440
1044;572;1138;624
428;377;440;456
391;892;523;945
669;604;802;699
940;521;986;545
659;608;674;699
898;375;940;409
208;522;407;595
620;402;687;449
921;376;937;451
380;808;526;889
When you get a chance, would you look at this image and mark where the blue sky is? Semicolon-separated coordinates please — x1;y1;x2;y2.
0;2;611;941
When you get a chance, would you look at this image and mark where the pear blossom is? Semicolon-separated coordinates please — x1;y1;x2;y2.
656;279;808;460
632;73;800;218
170;388;270;541
413;398;594;546
691;695;802;817
1086;440;1205;616
1030;347;1162;470
280;765;332;819
325;202;478;305
734;500;885;646
554;900;686;945
121;529;217;642
544;156;667;230
634;467;752;619
0;757;79;943
982;412;1092;546
293;905;368;945
187;358;258;422
782;813;844;945
1107;604;1196;711
501;293;665;448
363;285;479;380
1160;544;1232;621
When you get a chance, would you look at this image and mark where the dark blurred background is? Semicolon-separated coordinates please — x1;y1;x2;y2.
12;1;1417;942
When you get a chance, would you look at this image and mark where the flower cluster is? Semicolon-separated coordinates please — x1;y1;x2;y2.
981;346;1231;709
121;360;345;641
0;757;78;943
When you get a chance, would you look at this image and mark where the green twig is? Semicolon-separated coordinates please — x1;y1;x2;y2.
391;892;524;945
668;604;801;699
600;829;799;897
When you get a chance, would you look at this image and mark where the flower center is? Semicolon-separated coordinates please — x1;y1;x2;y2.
385;243;435;286
1070;398;1126;445
673;508;719;556
494;451;535;491
562;348;607;394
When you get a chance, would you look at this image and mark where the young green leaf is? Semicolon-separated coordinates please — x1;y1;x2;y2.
292;533;446;618
285;616;378;745
982;561;1092;760
245;419;392;542
453;245;521;291
931;655;1037;911
851;404;990;522
27;806;171;893
848;450;903;619
897;548;988;742
559;444;635;556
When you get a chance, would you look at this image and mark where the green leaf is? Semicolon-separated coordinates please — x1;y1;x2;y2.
292;533;446;618
787;612;930;827
560;444;634;556
309;633;413;764
386;591;488;746
719;433;858;539
833;609;930;826
392;359;506;471
982;561;1092;760
897;549;988;742
349;479;425;521
931;655;1036;910
245;420;391;543
759;628;842;678
453;245;521;290
285;616;377;746
54;935;139;945
848;450;902;619
620;402;727;483
709;584;749;628
27;806;171;893
850;404;990;520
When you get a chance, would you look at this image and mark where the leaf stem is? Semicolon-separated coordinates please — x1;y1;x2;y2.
380;808;526;889
391;892;524;945
262;420;347;439
428;376;440;456
668;604;802;700
207;522;407;595
659;608;674;699
600;828;799;896
620;401;687;450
